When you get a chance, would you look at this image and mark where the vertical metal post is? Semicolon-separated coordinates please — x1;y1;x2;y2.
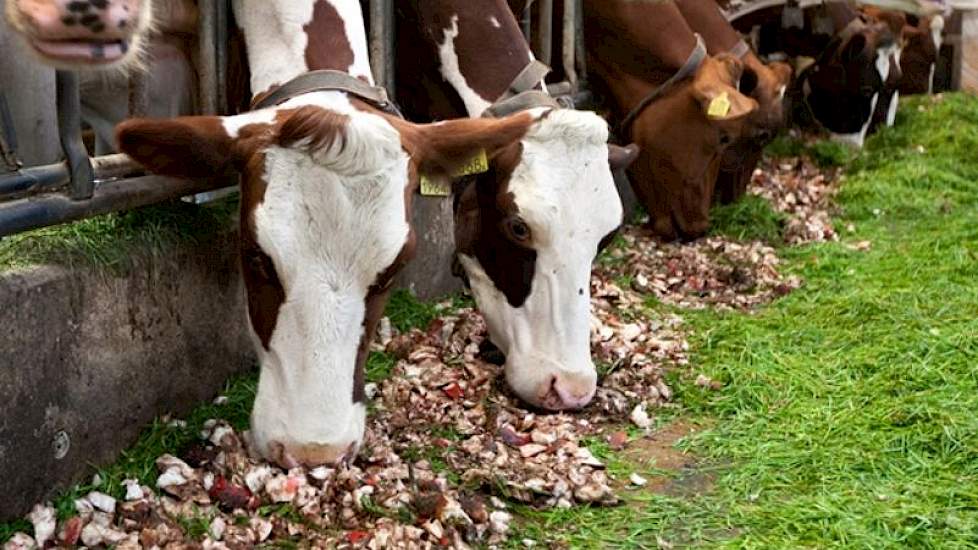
562;0;577;89
522;5;533;43
198;0;219;115
0;93;22;173
369;0;395;94
215;0;229;115
56;71;94;200
537;0;553;67
574;0;587;86
128;71;150;118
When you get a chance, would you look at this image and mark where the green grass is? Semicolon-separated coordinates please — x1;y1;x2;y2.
0;197;238;274
6;94;978;548
507;93;978;548
710;194;787;243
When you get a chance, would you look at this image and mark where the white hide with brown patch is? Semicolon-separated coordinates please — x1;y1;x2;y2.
243;93;410;466
458;109;623;410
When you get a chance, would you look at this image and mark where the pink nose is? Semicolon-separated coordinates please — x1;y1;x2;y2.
19;0;141;40
537;373;597;410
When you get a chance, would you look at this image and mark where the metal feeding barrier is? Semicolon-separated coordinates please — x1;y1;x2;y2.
0;0;588;239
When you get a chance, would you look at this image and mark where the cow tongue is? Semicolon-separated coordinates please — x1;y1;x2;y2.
31;39;128;63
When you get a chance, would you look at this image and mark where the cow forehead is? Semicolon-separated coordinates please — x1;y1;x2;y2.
508;112;621;245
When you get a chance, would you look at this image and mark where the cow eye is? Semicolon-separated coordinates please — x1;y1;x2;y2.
506;217;532;243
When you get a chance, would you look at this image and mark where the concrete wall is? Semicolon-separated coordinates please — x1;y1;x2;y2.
0;229;255;520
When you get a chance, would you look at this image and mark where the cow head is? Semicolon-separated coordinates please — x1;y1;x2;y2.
900;14;944;95
117;94;537;467
629;53;758;240
4;0;156;69
453;108;635;411
716;55;792;204
802;20;896;147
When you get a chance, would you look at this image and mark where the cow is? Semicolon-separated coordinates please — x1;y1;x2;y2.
584;0;759;241
735;1;897;147
395;0;638;411
4;0;198;154
115;0;549;468
899;13;945;95
862;6;907;131
675;0;793;204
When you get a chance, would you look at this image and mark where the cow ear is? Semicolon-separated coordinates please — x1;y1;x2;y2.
401;113;534;178
608;143;639;171
116;116;238;178
692;56;759;121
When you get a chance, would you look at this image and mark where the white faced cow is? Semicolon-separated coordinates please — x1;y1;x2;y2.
396;0;638;411
116;0;544;468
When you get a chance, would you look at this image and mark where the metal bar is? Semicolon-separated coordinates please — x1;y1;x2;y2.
215;0;229;114
384;0;395;97
198;0;219;115
56;71;95;200
574;0;586;85
0;154;142;200
128;71;150;118
562;0;578;89
0;174;236;237
0;92;22;173
522;5;533;43
369;0;387;89
537;0;553;67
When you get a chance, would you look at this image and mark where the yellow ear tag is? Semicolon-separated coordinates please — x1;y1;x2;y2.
420;149;489;197
707;92;732;118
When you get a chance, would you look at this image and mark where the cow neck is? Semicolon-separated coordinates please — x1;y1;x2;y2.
234;0;375;100
617;35;707;137
421;0;547;117
676;0;745;54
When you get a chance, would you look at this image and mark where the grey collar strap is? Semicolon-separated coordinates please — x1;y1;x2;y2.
730;39;751;59
483;60;560;118
251;70;402;118
618;34;707;137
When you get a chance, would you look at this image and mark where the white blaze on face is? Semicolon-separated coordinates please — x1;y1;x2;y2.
437;14;493;116
239;92;411;462
232;0;375;96
459;110;623;409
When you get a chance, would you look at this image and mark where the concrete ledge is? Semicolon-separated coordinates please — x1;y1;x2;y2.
0;229;255;520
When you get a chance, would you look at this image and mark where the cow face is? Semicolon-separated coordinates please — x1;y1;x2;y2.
900;15;944;95
716;56;792;204
453;109;634;411
803;22;896;147
629;54;758;240
117;94;536;467
4;0;154;69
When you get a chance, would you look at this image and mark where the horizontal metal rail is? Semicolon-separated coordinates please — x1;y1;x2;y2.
0;154;141;201
0;174;236;238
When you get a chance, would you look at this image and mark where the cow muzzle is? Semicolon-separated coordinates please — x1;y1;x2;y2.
12;0;143;64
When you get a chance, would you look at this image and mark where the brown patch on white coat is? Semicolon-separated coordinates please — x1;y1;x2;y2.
116;0;539;470
396;0;639;412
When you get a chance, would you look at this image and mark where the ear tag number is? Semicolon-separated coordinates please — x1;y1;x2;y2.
708;92;732;118
420;149;489;196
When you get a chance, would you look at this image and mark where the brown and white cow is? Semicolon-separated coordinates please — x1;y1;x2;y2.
899;13;945;95
675;0;792;204
395;0;637;411
115;0;545;468
584;0;758;240
741;1;897;147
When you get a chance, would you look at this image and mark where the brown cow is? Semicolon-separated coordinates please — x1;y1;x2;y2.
395;0;637;411
116;0;549;468
900;13;945;95
584;0;758;240
675;0;792;204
